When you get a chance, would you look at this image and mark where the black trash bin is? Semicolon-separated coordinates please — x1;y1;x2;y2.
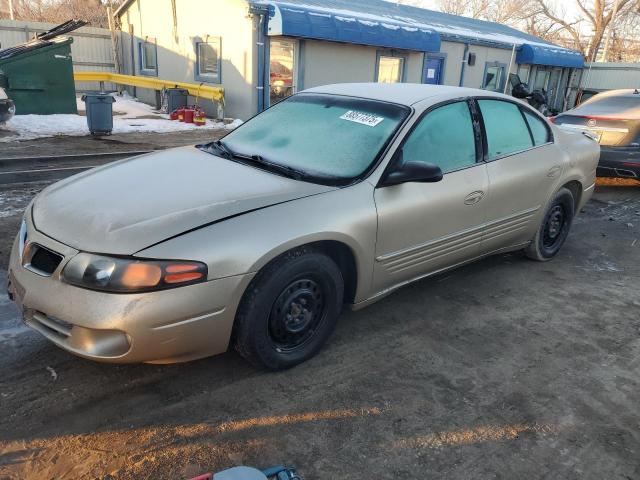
82;93;115;135
162;88;188;114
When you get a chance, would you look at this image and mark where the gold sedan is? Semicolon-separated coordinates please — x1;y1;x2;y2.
7;83;600;369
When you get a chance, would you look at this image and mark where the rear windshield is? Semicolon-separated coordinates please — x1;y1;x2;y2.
223;93;410;183
576;95;640;117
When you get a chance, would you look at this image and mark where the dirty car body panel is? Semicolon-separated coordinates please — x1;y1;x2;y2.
7;84;600;365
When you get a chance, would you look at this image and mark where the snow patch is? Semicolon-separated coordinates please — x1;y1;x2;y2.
0;94;242;142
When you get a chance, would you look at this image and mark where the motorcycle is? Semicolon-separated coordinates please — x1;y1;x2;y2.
509;74;555;117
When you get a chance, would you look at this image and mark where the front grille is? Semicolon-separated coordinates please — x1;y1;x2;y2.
23;244;63;276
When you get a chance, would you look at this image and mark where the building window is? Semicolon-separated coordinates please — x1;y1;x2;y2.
196;38;221;83
482;63;505;92
139;38;157;76
269;39;297;106
376;54;405;83
533;68;551;91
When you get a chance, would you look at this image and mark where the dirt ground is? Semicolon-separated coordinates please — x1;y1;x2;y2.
0;130;221;159
0;150;639;478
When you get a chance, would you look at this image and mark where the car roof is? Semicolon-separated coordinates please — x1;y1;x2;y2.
302;83;510;106
588;89;640;99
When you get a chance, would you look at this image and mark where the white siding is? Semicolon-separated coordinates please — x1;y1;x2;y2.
300;39;425;90
581;62;640;91
119;0;255;119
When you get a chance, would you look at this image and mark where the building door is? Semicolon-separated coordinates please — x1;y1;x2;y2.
423;56;444;85
269;39;296;106
547;67;563;110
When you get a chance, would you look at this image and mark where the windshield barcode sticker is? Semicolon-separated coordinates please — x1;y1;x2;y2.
340;111;384;127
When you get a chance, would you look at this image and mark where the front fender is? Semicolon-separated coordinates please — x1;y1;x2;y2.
137;181;378;303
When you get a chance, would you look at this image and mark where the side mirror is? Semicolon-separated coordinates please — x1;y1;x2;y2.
382;161;443;187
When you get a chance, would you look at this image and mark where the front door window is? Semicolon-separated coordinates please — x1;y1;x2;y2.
269;39;296;106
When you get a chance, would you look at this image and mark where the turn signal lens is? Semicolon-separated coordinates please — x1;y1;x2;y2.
163;263;204;284
165;272;204;284
62;253;207;293
121;263;162;288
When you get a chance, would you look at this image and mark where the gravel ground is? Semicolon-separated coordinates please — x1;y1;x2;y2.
0;170;638;479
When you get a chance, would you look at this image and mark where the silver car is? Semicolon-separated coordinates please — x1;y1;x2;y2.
7;84;600;369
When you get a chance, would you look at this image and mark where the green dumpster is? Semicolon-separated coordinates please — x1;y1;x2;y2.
0;37;77;115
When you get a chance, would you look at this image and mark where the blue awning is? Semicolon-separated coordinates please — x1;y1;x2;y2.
517;43;584;69
265;3;441;52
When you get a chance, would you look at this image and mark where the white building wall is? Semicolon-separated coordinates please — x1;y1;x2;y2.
119;0;256;119
439;41;465;86
463;44;516;90
300;40;425;88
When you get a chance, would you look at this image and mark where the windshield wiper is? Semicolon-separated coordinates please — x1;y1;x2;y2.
199;140;304;180
237;154;305;180
201;139;235;159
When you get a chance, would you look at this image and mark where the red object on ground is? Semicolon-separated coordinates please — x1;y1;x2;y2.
183;108;195;123
169;109;180;121
177;108;186;122
193;109;206;126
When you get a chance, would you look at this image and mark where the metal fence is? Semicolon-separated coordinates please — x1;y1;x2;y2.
0;19;116;91
580;62;640;92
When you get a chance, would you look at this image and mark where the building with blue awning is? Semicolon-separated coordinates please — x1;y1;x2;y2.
114;0;585;119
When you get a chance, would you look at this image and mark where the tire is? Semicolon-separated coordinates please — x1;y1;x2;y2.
525;187;575;261
233;247;344;370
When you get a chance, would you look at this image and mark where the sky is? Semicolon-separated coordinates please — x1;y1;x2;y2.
389;0;588;33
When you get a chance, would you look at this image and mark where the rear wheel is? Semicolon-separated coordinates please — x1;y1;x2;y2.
233;247;344;370
525;187;575;261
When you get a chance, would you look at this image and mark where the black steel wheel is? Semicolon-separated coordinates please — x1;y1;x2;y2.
525;187;575;261
233;247;344;370
542;204;567;250
269;277;327;352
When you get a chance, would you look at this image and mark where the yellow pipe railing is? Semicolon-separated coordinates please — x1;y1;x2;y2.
74;71;224;105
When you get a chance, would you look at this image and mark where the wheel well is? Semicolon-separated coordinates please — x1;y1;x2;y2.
561;180;582;212
308;241;358;305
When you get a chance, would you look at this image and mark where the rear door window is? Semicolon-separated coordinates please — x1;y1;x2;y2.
478;99;533;159
523;110;551;145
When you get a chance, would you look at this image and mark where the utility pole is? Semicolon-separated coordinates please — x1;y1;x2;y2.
601;0;621;62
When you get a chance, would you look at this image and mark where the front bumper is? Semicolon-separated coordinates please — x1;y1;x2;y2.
7;220;253;364
0;98;15;123
597;147;640;179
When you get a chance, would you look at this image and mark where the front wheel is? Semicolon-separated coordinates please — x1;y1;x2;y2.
525;187;575;261
233;247;344;370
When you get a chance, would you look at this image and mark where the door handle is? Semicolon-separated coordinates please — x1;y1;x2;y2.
547;165;562;178
464;191;485;205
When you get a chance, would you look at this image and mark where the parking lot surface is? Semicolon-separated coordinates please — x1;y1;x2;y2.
0;178;639;479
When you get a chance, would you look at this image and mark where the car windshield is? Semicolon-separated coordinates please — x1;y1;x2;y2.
221;93;410;185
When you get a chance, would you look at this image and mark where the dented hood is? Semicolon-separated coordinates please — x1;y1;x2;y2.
33;146;335;254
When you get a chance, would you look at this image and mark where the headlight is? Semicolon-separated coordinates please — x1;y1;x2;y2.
62;253;208;293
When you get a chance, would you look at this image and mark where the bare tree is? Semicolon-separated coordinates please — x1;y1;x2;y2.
531;0;639;60
2;0;111;27
435;0;535;24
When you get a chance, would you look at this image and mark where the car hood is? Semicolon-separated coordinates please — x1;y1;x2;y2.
33;146;336;255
